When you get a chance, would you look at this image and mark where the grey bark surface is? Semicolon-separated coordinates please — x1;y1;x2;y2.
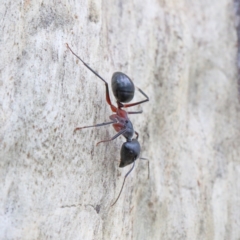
1;0;240;239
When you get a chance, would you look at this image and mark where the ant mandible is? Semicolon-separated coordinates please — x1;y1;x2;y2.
66;44;149;206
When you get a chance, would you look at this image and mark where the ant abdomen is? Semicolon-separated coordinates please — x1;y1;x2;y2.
111;72;135;103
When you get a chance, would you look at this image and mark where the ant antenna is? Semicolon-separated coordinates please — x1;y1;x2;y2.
140;157;149;179
111;160;136;207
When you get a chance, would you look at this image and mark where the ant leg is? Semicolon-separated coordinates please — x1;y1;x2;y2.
74;121;116;132
66;44;117;112
127;110;143;114
123;87;149;108
96;128;127;146
111;160;135;206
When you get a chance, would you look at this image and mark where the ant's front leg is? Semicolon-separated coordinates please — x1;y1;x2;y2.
96;127;127;146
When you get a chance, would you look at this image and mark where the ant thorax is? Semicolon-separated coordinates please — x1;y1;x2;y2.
110;113;134;141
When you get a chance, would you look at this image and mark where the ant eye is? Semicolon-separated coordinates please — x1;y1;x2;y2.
125;120;128;123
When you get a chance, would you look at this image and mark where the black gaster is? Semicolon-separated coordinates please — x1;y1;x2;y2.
111;72;135;103
119;139;141;167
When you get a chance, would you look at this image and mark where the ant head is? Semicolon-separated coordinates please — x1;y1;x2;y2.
111;72;135;103
119;139;141;168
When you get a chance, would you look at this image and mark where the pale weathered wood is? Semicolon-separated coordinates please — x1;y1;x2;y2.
1;0;240;239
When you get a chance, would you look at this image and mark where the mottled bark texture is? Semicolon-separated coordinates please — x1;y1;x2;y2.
1;0;240;239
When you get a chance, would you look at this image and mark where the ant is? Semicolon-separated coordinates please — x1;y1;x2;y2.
66;44;149;206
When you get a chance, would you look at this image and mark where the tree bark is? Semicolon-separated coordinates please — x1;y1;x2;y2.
1;0;240;239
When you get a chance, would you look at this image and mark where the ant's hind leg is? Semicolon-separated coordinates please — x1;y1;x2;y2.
127;110;143;114
66;44;117;113
123;87;149;108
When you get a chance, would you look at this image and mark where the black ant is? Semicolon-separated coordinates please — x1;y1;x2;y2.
66;44;149;206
